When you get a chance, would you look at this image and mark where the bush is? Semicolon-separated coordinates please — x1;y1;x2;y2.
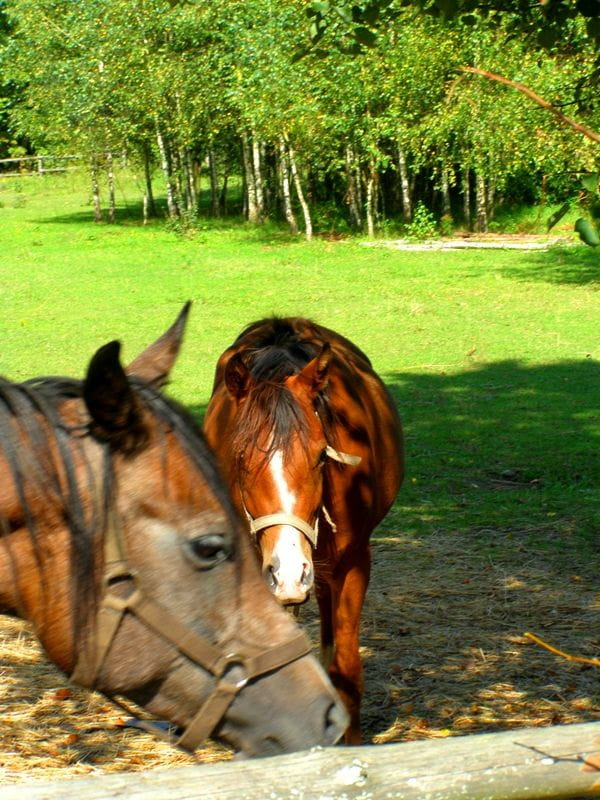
406;202;438;241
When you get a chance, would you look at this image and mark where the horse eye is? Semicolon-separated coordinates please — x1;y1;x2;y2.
186;533;233;569
317;448;327;466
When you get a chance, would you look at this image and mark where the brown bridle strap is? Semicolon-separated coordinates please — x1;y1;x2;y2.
71;508;313;753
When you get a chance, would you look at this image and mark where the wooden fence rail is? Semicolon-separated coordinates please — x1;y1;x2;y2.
3;720;600;800
0;155;81;178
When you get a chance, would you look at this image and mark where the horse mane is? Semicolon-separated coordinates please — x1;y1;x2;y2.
0;374;235;636
231;318;338;463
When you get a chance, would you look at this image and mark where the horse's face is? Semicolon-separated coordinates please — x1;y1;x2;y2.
225;347;333;606
100;417;344;755
0;308;348;756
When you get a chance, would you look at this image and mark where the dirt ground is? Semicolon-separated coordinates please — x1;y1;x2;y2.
1;527;599;785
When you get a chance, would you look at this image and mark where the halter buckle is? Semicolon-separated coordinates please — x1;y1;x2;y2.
220;652;249;690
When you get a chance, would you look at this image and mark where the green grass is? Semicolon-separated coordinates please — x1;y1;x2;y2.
2;170;600;558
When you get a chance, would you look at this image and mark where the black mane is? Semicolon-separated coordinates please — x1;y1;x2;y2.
231;318;336;462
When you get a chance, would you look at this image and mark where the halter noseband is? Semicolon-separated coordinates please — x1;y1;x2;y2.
241;446;361;549
71;505;312;753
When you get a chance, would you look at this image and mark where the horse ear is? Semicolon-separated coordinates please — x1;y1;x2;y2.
84;340;149;455
126;301;191;388
224;353;251;400
295;343;332;395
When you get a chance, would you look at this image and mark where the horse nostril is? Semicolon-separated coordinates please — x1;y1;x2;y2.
325;700;349;744
263;563;278;592
300;562;313;588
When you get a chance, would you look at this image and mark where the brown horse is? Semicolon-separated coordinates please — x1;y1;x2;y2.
0;306;348;758
204;317;403;743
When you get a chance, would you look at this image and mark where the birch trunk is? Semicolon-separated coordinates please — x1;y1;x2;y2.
183;150;196;213
90;157;102;222
173;149;184;208
251;131;265;221
397;141;412;222
441;166;452;219
279;138;298;234
142;142;157;219
107;152;116;224
241;132;258;223
365;161;378;238
209;148;220;217
487;179;496;221
345;144;362;230
287;142;312;241
475;171;488;232
220;174;229;216
462;168;471;230
155;123;179;219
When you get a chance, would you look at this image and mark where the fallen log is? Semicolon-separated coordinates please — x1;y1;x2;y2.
3;720;600;800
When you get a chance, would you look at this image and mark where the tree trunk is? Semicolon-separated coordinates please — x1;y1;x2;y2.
441;166;452;219
241;132;258;223
279;138;298;234
155;123;179;219
90;157;102;222
106;151;115;224
365;160;378;238
209;148;220;217
287;141;312;241
142;142;157;219
462;168;471;230
220;174;229;215
475;171;488;232
487;178;496;222
251;131;265;221
397;141;412;223
345;144;362;231
183;149;196;213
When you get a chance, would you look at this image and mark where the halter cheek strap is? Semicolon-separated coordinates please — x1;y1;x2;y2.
325;446;362;466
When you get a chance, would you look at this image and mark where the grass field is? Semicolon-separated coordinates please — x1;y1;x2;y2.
1;171;600;782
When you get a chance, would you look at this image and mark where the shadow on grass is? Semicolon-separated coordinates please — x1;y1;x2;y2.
498;245;600;287
384;358;600;546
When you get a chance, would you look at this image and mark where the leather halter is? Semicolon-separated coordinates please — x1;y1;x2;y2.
242;446;361;549
71;505;312;753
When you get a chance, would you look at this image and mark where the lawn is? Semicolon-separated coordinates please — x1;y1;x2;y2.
1;170;600;780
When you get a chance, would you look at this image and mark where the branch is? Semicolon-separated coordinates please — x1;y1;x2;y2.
458;65;600;145
524;631;600;667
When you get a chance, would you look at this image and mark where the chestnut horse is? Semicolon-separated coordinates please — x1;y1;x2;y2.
204;317;403;742
0;306;348;757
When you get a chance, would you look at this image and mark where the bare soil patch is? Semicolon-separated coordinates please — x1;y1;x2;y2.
361;233;574;251
1;527;598;783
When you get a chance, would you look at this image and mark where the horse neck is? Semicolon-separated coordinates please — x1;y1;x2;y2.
0;517;78;668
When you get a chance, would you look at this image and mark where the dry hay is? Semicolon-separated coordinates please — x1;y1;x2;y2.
1;526;599;785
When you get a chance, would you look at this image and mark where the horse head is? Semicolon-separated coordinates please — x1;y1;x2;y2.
223;343;337;605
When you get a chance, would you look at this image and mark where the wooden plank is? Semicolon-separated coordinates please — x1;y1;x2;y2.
2;720;600;799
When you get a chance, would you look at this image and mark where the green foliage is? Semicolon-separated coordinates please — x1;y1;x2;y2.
1;0;598;235
405;201;438;240
575;216;600;247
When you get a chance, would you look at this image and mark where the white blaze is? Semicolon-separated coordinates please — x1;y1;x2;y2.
268;450;309;601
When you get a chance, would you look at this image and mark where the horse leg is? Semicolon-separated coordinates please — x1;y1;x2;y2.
315;577;335;670
329;549;370;745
